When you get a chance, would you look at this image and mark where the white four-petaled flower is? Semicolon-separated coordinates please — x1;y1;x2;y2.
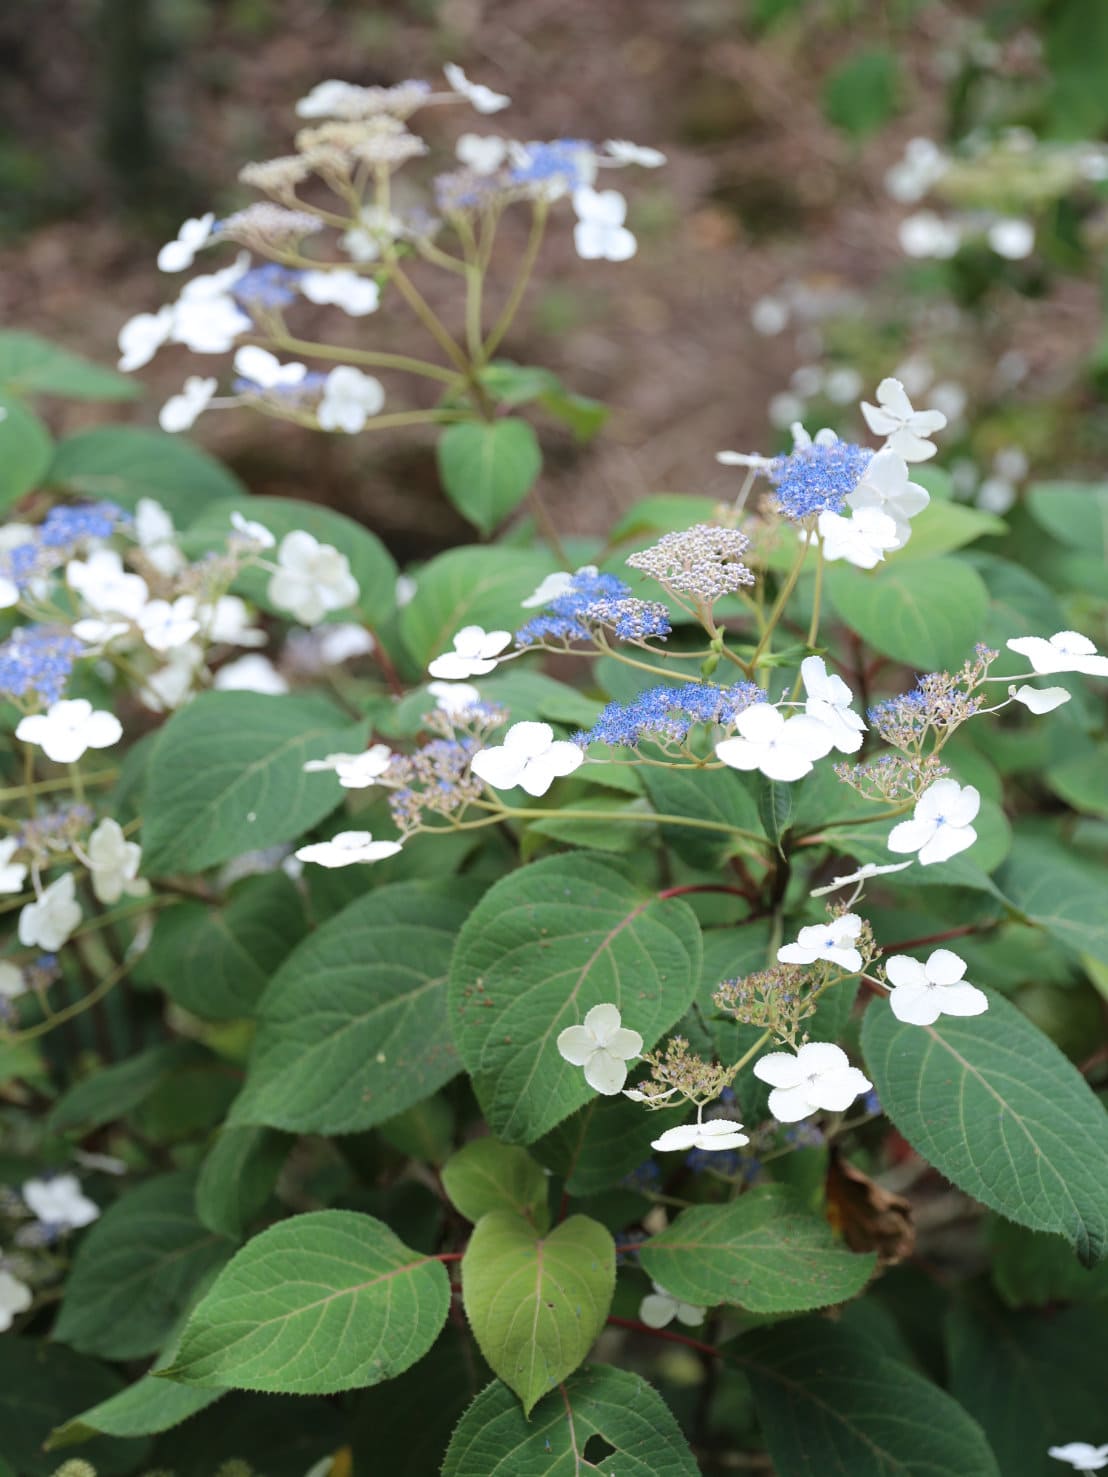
887;778;980;866
21;1173;99;1230
778;912;864;972
715;703;832;783
159;376;218;433
471;721;584;798
572;187;637;262
639;1282;705;1329
234;345;308;389
295;831;403;868
138;596;201;652
651;1117;750;1154
16;701;122;765
753;1042;873;1123
1007;631;1108;677
428;625;511;680
845;448;930;546
86;818;147;905
18;874;82;950
213;654;289;695
428;680;481;715
318;366;386;433
885;949;987;1026
456;134;508;174
267;531;360;625
303;745;393;789
67;549;149;619
800;656;865;754
556;1003;643;1095
157;213;216;272
443;63;510;114
860;377;948;462
816;507;901;569
1048;1444;1108;1472
301;269;381;317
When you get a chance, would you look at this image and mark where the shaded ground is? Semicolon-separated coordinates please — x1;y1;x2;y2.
1;0;1098;557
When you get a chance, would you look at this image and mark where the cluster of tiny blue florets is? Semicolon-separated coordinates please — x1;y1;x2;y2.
233;370;328;396
2;503;130;591
769;441;872;521
509;139;594;191
577;681;765;748
514;570;636;646
0;626;85;705
232;263;302;311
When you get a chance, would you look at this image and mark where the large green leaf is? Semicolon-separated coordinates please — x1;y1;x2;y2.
162;1210;450;1394
0;392;53;509
826;556;988;670
437;418;542;535
0;330;139;401
442;1367;699;1476
738;1317;999;1477
449;853;701;1144
0;1341;150;1476
231;882;468;1133
442;1138;550;1229
1026;481;1108;555
186;495;397;627
533;1094;663;1195
999;835;1108;967
54;1172;233;1360
640;1183;875;1312
462;1210;614;1414
641;762;763;868
47;1042;207;1132
399;545;556;669
48;426;245;518
888;500;1005;562
862;992;1108;1264
947;1299;1108;1477
141;873;308;1019
988;1218;1108;1308
195;1126;291;1239
142;692;366;875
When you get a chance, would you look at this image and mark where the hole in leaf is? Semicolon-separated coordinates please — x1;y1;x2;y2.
583;1435;617;1464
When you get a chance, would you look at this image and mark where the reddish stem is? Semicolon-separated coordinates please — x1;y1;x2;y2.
435;1251;465;1263
880;923;988;955
367;627;405;697
607;1314;721;1359
657;884;751;901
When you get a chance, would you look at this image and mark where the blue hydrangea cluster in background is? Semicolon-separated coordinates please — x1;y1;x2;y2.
508;139;594;191
769;441;872;521
578;680;765;748
233;370;328;396
232;263;303;310
1;503;130;591
515;569;636;645
0;626;85;705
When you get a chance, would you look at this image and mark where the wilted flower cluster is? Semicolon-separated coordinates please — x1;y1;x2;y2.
627;1035;735;1109
625;524;755;604
866;646;997;749
714;963;816;1044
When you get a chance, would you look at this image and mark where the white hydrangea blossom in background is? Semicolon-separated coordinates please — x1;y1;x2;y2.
67;550;149;620
159;376;218;433
778;912;865;972
234;345;308;389
639;1283;705;1329
213;654;289;695
0;1270;32;1331
118;305;174;371
318;366;386;432
303;745;393;789
572;187;637;262
715;703;833;783
197;595;267;648
456;134;508;174
18;874;82;950
887;778;980;866
1007;631;1108;677
428;626;511;680
22;1173;99;1231
428;680;481;714
845;449;930;546
603;139;666;168
885;950;987;1026
443;62;510;114
471;721;584;797
134;498;185;577
0;961;26;999
898;211;961;260
1048;1444;1108;1473
157;213;216;272
301;269;381;317
230;510;276;548
267;531;360;624
138;596;201;653
295;831;403;868
556;1003;643;1095
16;701;123;765
809;861;912;896
0;837;29;895
86;819;148;906
861;377;948;461
988;218;1034;260
753;1042;872;1123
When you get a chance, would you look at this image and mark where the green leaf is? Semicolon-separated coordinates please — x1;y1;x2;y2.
54;1172;233;1360
947;1298;1108;1477
988;1218;1108;1308
538;387;608;441
442;1139;550;1229
640;763;762;869
533;1094;664;1195
739;1317;999;1477
462;1211;614;1415
999;835;1108;967
141;873;308;1019
888;499;1005;562
185;495;398;627
0;392;52;508
609;493;721;544
230;881;468;1134
437;418;542;534
822;47;901;139
142;692;366;875
640;1183;874;1312
196;1126;291;1239
449;853;701;1144
1026;481;1108;554
862;991;1108;1264
399;545;556;669
47;426;245;519
442;1367;699;1476
47;1042;205;1132
477;361;560;405
0;1341;150;1476
1045;749;1108;819
757;774;793;855
162;1209;450;1394
0;330;139;401
826;557;988;670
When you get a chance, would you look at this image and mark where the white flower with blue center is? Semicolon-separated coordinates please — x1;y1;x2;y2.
471;721;583;798
1007;631;1108;677
887;778;980;866
303;745;393;789
778;913;864;973
22;1173;99;1230
650;1117;749;1154
800;656;866;754
885;949;987;1026
753;1042;872;1123
715;703;833;783
17;700;123;765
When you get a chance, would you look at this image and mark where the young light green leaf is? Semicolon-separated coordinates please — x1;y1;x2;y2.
48;425;245;517
640;1183;875;1312
0;329;139;401
442;1139;550;1230
141;873;308;1019
162;1210;450;1394
230;882;468;1134
449;853;701;1144
142;692;366;875
53;1172;233;1361
442;1367;699;1476
437;418;542;535
739;1317;999;1477
0;392;53;509
862;991;1108;1265
195;1126;291;1240
826;556;988;670
399;545;556;669
461;1211;614;1415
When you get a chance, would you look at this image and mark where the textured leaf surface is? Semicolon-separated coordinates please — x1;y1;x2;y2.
442;1367;699;1476
196;1126;291;1239
48;425;244;517
231;882;468;1133
163;1210;450;1393
449;853;701;1143
462;1211;614;1413
442;1138;550;1229
54;1173;233;1360
862;992;1108;1264
143;692;365;874
437;418;542;534
142;873;308;1019
640;1184;875;1312
0;391;52;508
0;329;139;400
642;763;763;868
999;835;1108;967
533;1094;663;1195
826;557;988;670
399;545;556;668
740;1318;999;1476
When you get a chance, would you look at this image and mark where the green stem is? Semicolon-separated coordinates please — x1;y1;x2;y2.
480;200;548;364
748;532;813;675
0;771;118;803
257;332;461;385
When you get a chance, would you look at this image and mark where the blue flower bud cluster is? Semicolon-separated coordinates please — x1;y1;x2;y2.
769;441;872;521
2;503;129;592
508;139;594;191
514;569;635;646
577;680;765;748
0;625;85;705
232;264;303;310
